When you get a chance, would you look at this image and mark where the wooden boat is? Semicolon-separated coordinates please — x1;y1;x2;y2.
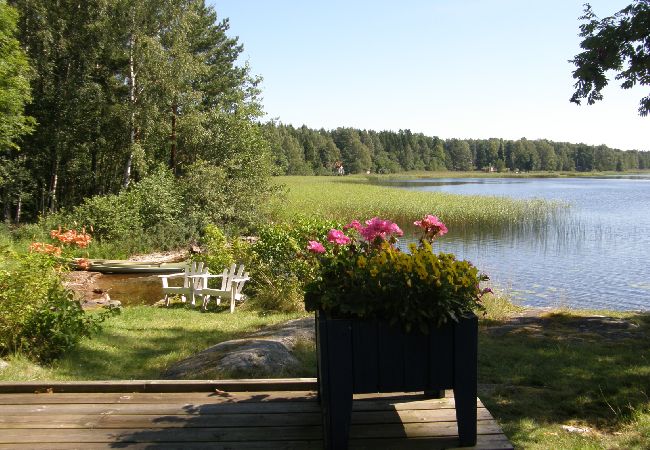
73;259;187;274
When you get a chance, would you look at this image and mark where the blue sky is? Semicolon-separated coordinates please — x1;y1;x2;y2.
210;1;647;151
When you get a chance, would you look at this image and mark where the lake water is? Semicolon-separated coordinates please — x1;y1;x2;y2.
389;176;650;311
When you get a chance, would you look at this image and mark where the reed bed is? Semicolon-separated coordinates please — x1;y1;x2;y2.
271;176;562;231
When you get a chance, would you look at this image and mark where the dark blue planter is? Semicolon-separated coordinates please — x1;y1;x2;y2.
316;311;478;449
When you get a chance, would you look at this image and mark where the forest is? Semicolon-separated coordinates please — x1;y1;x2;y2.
1;0;272;226
2;0;650;227
264;123;650;177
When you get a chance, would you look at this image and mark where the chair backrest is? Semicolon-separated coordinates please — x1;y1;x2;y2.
222;264;248;291
184;261;208;288
235;271;250;296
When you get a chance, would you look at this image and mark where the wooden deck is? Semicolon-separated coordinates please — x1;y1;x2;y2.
0;379;512;449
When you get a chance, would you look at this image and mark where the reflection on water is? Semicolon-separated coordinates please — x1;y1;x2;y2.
391;176;650;311
93;274;165;306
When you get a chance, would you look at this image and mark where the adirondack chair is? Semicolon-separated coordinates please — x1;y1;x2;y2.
195;263;250;313
158;261;208;307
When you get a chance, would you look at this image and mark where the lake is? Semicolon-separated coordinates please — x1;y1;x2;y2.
388;176;650;311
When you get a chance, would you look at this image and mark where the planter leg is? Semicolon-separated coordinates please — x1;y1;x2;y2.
424;389;445;399
322;386;352;450
454;316;478;446
319;316;353;449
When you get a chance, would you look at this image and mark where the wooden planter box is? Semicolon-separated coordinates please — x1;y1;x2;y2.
316;311;478;449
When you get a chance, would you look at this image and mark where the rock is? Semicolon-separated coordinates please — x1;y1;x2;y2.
0;359;8;371
163;317;315;379
561;425;592;434
81;292;121;310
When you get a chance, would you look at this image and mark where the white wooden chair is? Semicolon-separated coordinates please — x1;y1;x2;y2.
195;263;250;313
158;261;208;307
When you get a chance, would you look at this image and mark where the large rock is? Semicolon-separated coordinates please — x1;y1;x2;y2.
163;317;315;379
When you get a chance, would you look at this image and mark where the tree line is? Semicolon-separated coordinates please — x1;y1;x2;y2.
264;123;650;176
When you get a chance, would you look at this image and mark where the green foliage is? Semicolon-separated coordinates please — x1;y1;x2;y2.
445;139;473;171
571;1;650;116
244;217;339;312
179;155;274;235
195;224;234;273
0;0;33;151
264;123;650;177
0;0;34;222
51;168;188;255
4;0;271;223
0;252;113;362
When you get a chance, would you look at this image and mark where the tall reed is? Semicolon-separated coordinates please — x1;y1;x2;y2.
271;176;563;232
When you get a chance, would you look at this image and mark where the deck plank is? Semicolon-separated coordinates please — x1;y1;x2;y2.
0;382;512;449
0;422;503;443
0;409;496;429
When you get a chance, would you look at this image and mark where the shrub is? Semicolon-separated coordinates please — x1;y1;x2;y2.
194;224;234;274
244;217;339;312
0;252;113;362
48;168;189;256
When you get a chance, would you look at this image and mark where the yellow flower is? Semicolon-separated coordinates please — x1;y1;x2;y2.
357;255;367;268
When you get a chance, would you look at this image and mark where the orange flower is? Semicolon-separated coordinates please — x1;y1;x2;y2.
29;242;62;256
76;258;91;270
49;227;92;248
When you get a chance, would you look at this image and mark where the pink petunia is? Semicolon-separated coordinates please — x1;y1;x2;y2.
307;240;326;254
359;217;403;242
414;214;448;238
343;220;362;232
327;229;351;245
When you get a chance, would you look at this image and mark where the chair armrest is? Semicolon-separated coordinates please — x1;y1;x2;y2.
158;272;186;279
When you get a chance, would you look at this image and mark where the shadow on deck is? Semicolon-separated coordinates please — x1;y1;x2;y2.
0;379;512;449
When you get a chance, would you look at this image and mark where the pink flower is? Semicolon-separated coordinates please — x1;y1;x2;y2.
343;220;362;232
307;240;326;254
359;217;403;242
327;229;351;245
414;214;448;238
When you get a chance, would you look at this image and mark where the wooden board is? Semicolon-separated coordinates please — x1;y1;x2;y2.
0;383;513;449
0;378;319;393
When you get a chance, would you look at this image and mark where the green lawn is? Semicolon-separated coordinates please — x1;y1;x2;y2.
0;306;306;381
478;309;650;449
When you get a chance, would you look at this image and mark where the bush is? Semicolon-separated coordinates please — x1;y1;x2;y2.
193;224;234;274
0;252;113;362
47;167;189;256
244;217;339;312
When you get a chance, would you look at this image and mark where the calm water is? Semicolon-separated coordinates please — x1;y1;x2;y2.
93;274;165;306
392;176;650;311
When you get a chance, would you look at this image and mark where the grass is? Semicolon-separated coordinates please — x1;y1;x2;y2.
0;306;307;381
270;175;562;232
477;305;650;449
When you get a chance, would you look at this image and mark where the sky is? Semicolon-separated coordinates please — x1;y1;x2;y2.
210;0;648;151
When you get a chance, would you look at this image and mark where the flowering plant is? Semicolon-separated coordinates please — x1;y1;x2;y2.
29;227;92;270
304;215;490;332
